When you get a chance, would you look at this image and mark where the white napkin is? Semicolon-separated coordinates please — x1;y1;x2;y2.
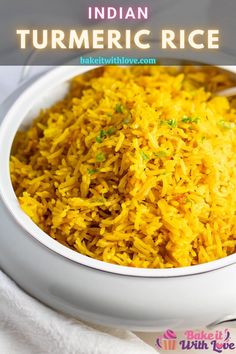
0;271;157;354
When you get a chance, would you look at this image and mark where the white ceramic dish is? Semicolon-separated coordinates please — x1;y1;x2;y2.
0;65;236;331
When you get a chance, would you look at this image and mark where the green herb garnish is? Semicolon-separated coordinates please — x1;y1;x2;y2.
96;128;115;143
140;150;150;161
96;129;106;143
154;151;168;158
217;120;235;130
106;127;116;135
96;152;106;162
167;119;177;128
115;103;124;113
182;116;200;123
96;136;103;143
88;168;99;175
100;130;106;137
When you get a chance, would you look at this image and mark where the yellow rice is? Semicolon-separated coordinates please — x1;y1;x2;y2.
10;66;236;268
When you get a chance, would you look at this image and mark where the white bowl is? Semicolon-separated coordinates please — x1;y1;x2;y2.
0;65;236;331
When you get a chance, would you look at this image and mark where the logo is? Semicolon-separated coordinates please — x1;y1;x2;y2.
155;329;236;352
156;329;177;350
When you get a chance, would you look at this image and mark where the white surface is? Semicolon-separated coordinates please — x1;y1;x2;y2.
0;271;156;354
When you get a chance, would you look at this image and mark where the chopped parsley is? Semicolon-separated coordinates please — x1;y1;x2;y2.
167;119;177;128
96;127;115;143
154;151;168;158
96;129;106;143
106;127;116;135
115;103;124;113
100;130;106;138
181;116;200;123
140;150;150;161
160;119;177;128
88;168;99;175
96;152;106;162
96;136;103;143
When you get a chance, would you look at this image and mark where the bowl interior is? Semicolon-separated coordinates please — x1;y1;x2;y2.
1;64;236;277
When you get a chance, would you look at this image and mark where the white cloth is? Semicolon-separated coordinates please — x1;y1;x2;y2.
0;271;156;354
0;66;157;354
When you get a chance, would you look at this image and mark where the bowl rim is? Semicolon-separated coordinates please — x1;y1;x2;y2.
0;63;236;278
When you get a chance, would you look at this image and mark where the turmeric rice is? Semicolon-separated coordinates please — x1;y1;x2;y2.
10;66;236;268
